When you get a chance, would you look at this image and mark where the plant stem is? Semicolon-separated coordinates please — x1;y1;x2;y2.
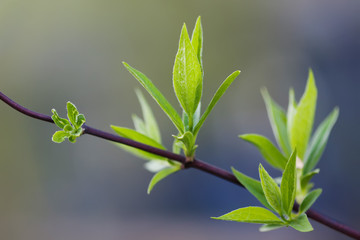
0;90;359;239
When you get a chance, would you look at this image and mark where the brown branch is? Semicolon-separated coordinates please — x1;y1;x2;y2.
0;90;359;239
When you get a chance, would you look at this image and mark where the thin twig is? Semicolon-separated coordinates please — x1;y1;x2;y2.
0;90;359;239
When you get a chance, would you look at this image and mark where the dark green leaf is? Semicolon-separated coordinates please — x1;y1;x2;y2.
299;189;322;214
123;62;184;133
280;150;297;217
212;207;284;224
193;70;240;136
259;164;282;214
240;134;287;170
303;107;339;174
261;88;292;157
289;214;313;232
147;166;181;194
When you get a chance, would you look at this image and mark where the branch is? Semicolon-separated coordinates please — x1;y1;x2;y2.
1;90;359;239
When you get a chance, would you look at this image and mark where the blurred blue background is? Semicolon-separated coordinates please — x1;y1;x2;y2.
0;0;359;239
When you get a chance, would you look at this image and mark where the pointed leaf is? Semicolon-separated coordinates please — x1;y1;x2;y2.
147;166;181;194
66;102;79;127
261;88;292;157
299;189;322;214
232;168;274;211
300;169;320;190
190;16;203;69
287;70;318;159
280;150;297;217
240;134;287;170
111;125;167;161
303;107;339;174
173;23;203;117
259;164;282;214
135;89;161;143
52;130;71;143
194;70;240;136
132;114;147;135
51;109;70;129
286;88;297;136
213;207;284;224
123;62;184;133
259;224;285;232
289;214;313;232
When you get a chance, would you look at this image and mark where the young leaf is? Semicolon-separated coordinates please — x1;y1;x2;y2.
303;107;339;174
193;70;240;136
300;169;320;190
75;114;86;128
173;23;203;118
52;130;71;143
240;134;287;170
299;189;322;214
51;109;70;129
287;70;318;159
190;16;203;69
261;88;292;157
147;166;181;194
212;207;284;224
173;131;197;157
132;114;147;135
289;214;313;232
259;224;285;232
135;89;161;143
66;101;79;127
232;168;274;211
144;160;172;173
111;125;167;161
123;62;184;133
259;164;282;214
280;150;297;217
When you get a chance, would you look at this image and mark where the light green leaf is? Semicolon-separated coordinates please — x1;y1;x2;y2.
240;134;287;170
52;130;71;143
172;139;182;155
111;125;167;161
232;168;274;211
259;224;285;232
300;169;320;190
123;62;184;133
193;70;240;136
289;214;313;232
261;88;292;157
190;16;203;70
66;101;79;127
287;70;318;159
173;131;197;157
286;88;297;136
280;150;297;217
135;89;161;143
51;109;70;129
193;102;201;127
259;164;282;214
75;114;86;128
147;166;181;194
132;114;147;135
212;207;284;224
303;107;339;174
299;189;322;214
173;23;203;119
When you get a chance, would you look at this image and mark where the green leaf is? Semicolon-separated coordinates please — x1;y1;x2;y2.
132;114;147;135
193;102;201;127
173;131;197;157
259;224;285;232
147;166;181;194
240;134;287;170
280;150;297;217
135;89;161;143
303;107;339;174
190;16;203;70
68;135;77;143
172;139;182;155
173;23;203;118
261;88;292;157
232;168;274;211
287;70;318;159
123;62;184;133
193;70;240;136
52;130;71;143
75;114;86;128
259;164;282;214
66;101;79;127
289;214;313;232
212;207;284;224
111;125;167;161
286;88;297;135
51;109;70;129
299;189;322;214
300;169;320;190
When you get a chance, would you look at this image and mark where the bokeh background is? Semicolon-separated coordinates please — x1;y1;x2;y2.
0;0;359;239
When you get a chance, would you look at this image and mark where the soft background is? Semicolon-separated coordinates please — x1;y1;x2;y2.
0;0;359;239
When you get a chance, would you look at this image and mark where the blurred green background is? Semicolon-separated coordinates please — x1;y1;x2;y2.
0;0;359;239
